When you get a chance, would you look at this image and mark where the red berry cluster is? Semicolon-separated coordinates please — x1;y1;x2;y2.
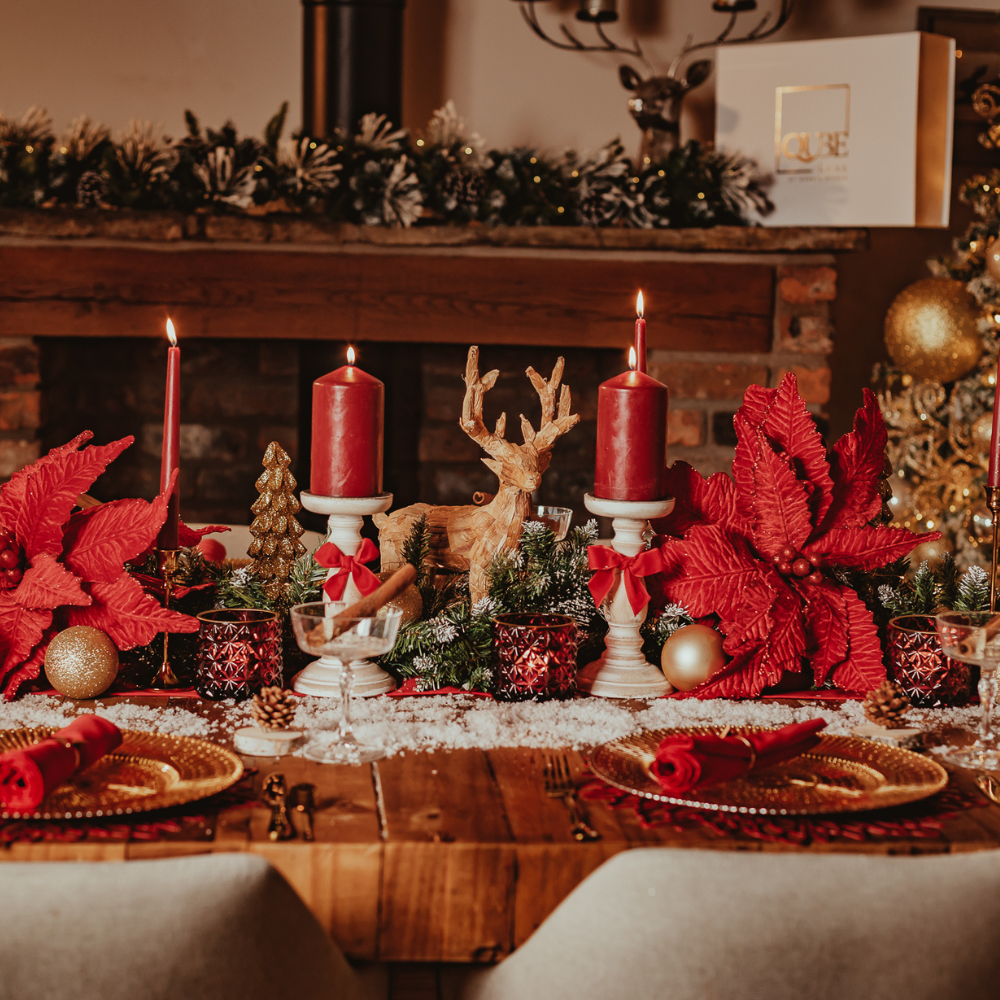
0;530;23;588
772;546;822;585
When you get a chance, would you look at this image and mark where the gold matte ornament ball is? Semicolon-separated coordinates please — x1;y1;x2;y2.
973;412;995;450
44;626;119;699
884;278;983;382
661;623;726;692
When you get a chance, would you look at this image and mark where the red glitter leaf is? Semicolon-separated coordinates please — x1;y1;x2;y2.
830;588;887;692
733;422;813;559
806;525;937;572
63;481;171;583
65;574;199;650
11;436;133;561
738;374;833;528
13;554;90;610
2;636;51;700
178;522;230;546
802;580;849;685
659;526;775;620
0;595;51;686
824;389;888;531
653;462;740;536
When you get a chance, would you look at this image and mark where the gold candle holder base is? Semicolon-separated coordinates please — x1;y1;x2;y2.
155;549;180;689
986;487;1000;613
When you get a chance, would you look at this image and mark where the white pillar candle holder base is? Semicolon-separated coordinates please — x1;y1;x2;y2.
292;491;396;699
577;493;675;700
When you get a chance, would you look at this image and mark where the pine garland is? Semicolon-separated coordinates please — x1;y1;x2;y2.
878;553;990;617
0;101;770;229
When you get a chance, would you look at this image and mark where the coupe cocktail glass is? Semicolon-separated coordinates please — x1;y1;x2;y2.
290;603;402;764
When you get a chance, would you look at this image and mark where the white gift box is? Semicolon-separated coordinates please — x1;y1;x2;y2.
716;32;955;227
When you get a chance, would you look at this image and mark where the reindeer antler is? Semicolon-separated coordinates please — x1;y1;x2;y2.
521;357;581;466
461;346;520;477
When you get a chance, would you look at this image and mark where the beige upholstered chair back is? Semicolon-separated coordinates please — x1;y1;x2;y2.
0;852;382;1000
454;847;1000;1000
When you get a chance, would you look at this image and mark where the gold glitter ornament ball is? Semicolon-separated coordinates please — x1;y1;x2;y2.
884;278;983;382
44;626;119;699
379;570;423;625
987;238;1000;283
661;624;726;692
973;411;995;450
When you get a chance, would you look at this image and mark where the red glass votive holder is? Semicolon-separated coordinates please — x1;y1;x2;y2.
195;609;283;701
493;613;578;701
887;614;975;707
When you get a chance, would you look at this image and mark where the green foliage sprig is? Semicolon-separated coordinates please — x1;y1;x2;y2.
878;553;990;616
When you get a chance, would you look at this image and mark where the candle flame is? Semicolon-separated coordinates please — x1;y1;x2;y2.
628;345;637;371
166;318;177;346
636;290;644;318
347;345;356;365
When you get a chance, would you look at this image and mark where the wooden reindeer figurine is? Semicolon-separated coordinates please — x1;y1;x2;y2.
375;346;579;602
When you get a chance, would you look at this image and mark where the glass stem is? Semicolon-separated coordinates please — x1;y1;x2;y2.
336;660;355;744
979;668;998;744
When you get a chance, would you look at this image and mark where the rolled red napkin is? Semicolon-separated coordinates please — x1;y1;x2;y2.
0;715;122;812
650;719;827;795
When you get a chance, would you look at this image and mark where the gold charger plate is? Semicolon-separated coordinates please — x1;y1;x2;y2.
0;728;244;821
588;726;948;816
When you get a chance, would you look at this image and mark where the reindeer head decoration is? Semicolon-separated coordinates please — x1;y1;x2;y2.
518;0;793;162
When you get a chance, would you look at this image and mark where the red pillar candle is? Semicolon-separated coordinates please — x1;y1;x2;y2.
310;347;384;497
989;367;1000;488
157;319;181;549
635;290;647;374
594;346;669;501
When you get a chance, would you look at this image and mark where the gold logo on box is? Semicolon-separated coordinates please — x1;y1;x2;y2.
775;84;850;175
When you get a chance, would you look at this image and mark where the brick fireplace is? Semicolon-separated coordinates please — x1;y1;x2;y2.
0;213;862;533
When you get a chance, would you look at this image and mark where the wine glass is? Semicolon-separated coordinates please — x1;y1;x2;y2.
934;610;1000;768
290;603;402;765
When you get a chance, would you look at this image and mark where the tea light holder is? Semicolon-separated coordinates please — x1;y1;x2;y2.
293;491;396;698
577;493;674;699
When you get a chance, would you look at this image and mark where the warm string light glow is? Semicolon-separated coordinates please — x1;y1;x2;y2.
166;318;177;346
347;346;356;365
628;345;637;370
636;290;644;318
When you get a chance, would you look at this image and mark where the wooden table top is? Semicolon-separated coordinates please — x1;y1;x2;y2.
2;696;999;965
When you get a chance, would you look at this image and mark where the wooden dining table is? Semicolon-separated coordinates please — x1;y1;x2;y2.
3;696;1000;974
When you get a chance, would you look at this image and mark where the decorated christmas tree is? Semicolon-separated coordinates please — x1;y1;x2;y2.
878;86;1000;567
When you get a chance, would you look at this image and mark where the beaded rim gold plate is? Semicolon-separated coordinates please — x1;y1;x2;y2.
0;728;244;821
588;726;948;816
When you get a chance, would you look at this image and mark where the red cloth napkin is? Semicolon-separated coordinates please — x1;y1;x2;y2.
0;715;122;812
650;719;827;795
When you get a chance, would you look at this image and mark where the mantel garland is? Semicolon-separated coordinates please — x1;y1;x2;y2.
0;102;771;229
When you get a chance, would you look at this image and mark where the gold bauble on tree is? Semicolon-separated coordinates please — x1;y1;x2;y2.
44;626;119;698
660;624;726;692
973;411;995;451
987;238;1000;283
884;278;983;382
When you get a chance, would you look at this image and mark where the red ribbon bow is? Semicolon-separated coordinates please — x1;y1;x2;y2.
587;546;666;616
315;538;381;602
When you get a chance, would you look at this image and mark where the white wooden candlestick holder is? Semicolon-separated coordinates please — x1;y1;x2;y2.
293;490;395;698
577;493;675;699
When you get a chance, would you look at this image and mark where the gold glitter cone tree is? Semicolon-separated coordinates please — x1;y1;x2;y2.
877;84;1000;567
248;442;307;599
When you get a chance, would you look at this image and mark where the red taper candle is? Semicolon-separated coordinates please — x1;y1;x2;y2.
156;318;180;550
594;345;668;501
310;346;384;497
989;368;1000;488
635;290;647;374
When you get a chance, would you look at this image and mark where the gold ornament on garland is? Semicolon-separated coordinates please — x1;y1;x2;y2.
660;623;726;692
884;278;983;383
378;569;423;624
44;626;119;698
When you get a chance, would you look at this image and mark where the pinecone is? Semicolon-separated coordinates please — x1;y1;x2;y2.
864;679;911;729
76;170;108;208
251;686;297;730
440;167;485;212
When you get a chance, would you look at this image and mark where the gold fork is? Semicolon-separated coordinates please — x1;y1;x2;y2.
977;773;1000;806
543;754;601;842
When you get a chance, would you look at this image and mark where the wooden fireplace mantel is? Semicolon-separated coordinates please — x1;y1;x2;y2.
0;210;867;353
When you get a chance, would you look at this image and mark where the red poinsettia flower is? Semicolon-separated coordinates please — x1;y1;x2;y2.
653;374;938;697
0;432;200;699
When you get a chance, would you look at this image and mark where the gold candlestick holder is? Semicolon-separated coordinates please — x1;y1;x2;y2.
987;487;1000;612
155;549;180;688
